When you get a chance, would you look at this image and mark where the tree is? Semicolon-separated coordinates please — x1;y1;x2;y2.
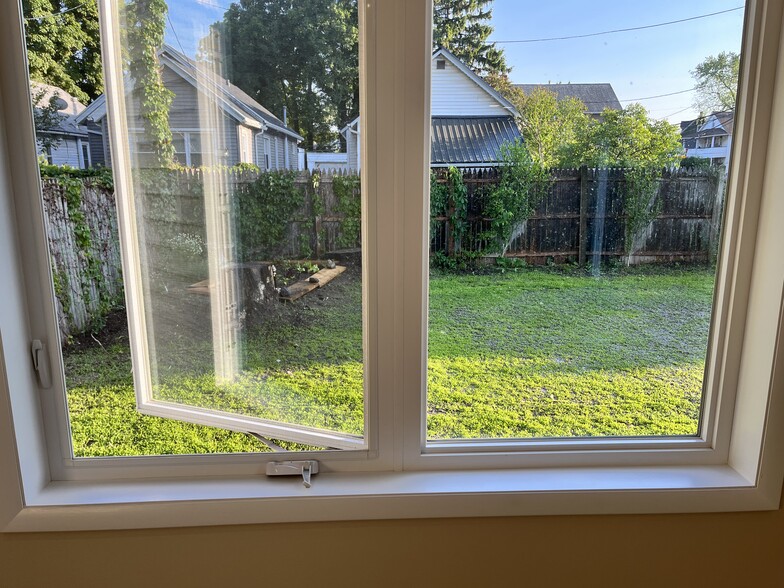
514;88;592;169
692;51;740;113
214;0;359;151
433;0;508;77
577;104;684;169
23;0;103;103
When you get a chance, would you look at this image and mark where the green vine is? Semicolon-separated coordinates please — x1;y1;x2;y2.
485;142;550;256
233;171;304;261
430;167;469;253
332;175;361;248
126;0;175;167
623;167;662;257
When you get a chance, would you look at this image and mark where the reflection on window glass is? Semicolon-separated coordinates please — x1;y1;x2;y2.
427;1;745;441
25;0;362;456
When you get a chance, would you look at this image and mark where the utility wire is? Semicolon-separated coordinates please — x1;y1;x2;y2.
493;6;744;44
167;13;187;57
24;0;92;20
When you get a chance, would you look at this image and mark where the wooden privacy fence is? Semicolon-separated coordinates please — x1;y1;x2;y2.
42;178;124;339
44;167;723;337
430;166;725;264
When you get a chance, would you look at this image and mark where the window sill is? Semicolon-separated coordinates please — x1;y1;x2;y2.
3;464;776;532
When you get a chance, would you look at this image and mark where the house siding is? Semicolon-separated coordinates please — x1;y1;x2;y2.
431;58;508;117
47;137;84;167
87;129;105;167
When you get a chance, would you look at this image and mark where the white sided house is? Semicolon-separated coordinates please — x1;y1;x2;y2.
31;82;94;169
75;45;302;170
680;111;734;171
341;47;521;172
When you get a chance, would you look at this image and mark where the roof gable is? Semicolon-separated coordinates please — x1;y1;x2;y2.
76;45;303;142
431;47;518;117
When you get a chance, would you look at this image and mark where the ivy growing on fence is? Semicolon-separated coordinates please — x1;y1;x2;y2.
485;141;550;256
333;174;361;248
233;171;304;261
622;167;663;258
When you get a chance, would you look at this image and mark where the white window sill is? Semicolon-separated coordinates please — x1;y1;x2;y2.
3;464;776;532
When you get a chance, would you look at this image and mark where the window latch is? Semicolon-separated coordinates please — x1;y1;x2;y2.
266;460;319;488
31;340;51;389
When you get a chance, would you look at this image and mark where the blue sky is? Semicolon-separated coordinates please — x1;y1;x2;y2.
491;0;745;122
166;1;746;124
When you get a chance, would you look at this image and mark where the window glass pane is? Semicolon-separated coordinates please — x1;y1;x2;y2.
427;1;745;441
25;0;362;455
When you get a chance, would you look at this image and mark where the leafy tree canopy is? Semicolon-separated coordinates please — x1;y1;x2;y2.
214;0;359;151
692;51;739;113
23;0;103;103
433;0;508;77
514;88;592;169
572;104;684;169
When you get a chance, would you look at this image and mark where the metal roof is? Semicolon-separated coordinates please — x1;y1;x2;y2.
515;83;622;115
430;116;522;166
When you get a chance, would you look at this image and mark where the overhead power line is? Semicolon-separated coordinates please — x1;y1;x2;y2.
493;6;744;44
24;0;92;20
167;13;187;57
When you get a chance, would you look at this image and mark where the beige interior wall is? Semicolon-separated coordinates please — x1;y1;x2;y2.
2;502;783;587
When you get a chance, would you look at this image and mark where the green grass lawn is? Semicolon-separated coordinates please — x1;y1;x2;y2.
65;265;715;456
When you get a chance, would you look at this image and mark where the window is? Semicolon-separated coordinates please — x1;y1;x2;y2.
1;0;784;532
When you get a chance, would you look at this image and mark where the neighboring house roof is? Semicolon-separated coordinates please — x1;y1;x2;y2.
430;116;522;167
433;47;519;118
31;81;89;138
515;83;622;115
680;111;735;139
75;45;303;142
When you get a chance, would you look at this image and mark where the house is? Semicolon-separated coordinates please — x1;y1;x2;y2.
680;111;734;170
31;82;94;168
299;150;350;172
515;83;622;118
74;45;302;170
340;47;522;171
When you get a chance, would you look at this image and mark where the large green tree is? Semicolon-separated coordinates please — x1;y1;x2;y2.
215;0;359;151
574;104;684;169
23;0;103;103
433;0;508;77
692;51;740;113
515;88;592;169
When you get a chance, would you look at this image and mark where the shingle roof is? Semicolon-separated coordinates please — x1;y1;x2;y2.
680;111;735;139
30;82;89;137
515;83;622;115
431;116;522;166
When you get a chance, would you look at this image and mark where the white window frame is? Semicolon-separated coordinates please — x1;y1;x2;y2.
1;0;783;533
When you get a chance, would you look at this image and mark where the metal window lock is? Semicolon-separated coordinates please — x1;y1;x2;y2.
266;460;319;488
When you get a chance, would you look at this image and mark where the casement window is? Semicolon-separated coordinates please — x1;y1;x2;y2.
1;0;784;533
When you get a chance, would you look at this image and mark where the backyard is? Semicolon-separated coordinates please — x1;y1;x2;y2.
64;264;714;456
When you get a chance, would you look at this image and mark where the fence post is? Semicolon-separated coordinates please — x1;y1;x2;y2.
578;165;589;266
313;173;323;259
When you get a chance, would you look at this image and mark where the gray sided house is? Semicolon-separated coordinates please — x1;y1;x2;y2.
75;45;302;170
31;82;95;168
516;83;622;118
341;47;522;171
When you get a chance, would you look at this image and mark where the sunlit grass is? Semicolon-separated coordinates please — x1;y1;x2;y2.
65;266;714;456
